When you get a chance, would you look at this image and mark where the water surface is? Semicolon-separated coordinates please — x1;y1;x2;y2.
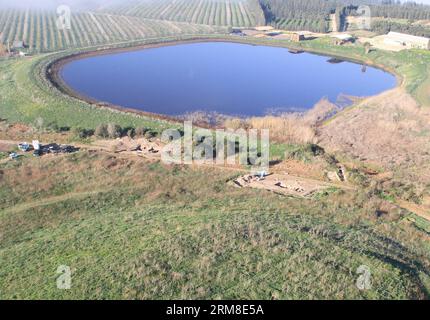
61;42;396;117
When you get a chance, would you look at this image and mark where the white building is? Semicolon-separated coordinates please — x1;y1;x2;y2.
331;34;354;41
383;32;430;50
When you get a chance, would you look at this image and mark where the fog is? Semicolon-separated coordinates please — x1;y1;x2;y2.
0;0;134;10
0;0;429;11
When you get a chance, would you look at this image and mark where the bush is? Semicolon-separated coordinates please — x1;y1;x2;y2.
46;122;70;133
224;118;250;130
95;124;109;138
127;128;135;138
284;144;324;163
73;127;94;139
135;127;148;137
107;123;122;138
144;130;157;139
248;115;316;144
121;126;135;138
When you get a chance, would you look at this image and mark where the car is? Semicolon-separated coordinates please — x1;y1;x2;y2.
33;150;42;157
18;143;30;152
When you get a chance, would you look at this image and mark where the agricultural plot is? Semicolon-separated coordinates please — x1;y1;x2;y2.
103;0;265;27
0;8;228;53
273;17;329;33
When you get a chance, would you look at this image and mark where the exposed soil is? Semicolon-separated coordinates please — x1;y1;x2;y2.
233;172;354;198
319;88;430;184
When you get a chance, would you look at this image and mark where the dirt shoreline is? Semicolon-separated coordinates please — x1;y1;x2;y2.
47;36;403;126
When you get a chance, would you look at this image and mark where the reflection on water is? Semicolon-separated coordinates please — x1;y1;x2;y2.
61;42;397;117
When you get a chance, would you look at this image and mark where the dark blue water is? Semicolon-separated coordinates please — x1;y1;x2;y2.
61;42;396;117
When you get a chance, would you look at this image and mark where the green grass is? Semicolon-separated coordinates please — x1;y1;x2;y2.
411;215;430;234
0;152;429;299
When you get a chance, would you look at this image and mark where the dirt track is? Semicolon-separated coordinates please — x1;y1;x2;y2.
2;135;430;222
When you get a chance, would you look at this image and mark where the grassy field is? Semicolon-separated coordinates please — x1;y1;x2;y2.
0;148;429;299
103;0;265;27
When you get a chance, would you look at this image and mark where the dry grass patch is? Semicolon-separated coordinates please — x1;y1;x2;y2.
223;99;340;145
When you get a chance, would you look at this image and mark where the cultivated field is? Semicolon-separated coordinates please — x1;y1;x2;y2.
0;8;228;53
102;0;265;27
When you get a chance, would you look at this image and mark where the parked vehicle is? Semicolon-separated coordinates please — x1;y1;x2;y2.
18;143;30;152
9;152;19;160
33;150;42;157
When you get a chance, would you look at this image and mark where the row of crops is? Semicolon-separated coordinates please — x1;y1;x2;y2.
0;8;228;53
104;0;265;27
274;17;329;33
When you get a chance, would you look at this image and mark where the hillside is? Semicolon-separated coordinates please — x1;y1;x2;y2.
1;0;430;301
0;121;429;299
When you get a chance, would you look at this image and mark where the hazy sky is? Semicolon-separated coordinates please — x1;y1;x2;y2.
1;0;430;9
0;0;126;10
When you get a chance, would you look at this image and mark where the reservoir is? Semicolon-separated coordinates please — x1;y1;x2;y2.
61;42;397;117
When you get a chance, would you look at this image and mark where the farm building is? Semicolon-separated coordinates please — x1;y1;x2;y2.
12;41;27;49
383;32;430;50
271;32;305;42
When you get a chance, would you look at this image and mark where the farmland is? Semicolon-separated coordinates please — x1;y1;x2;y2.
0;8;228;53
1;0;430;301
103;0;265;27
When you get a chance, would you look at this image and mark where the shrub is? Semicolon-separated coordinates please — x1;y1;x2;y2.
284;144;324;163
107;123;122;139
223;118;249;130
73;127;94;139
95;124;109;138
144;130;157;139
135;127;148;137
127;128;135;138
248;115;316;144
